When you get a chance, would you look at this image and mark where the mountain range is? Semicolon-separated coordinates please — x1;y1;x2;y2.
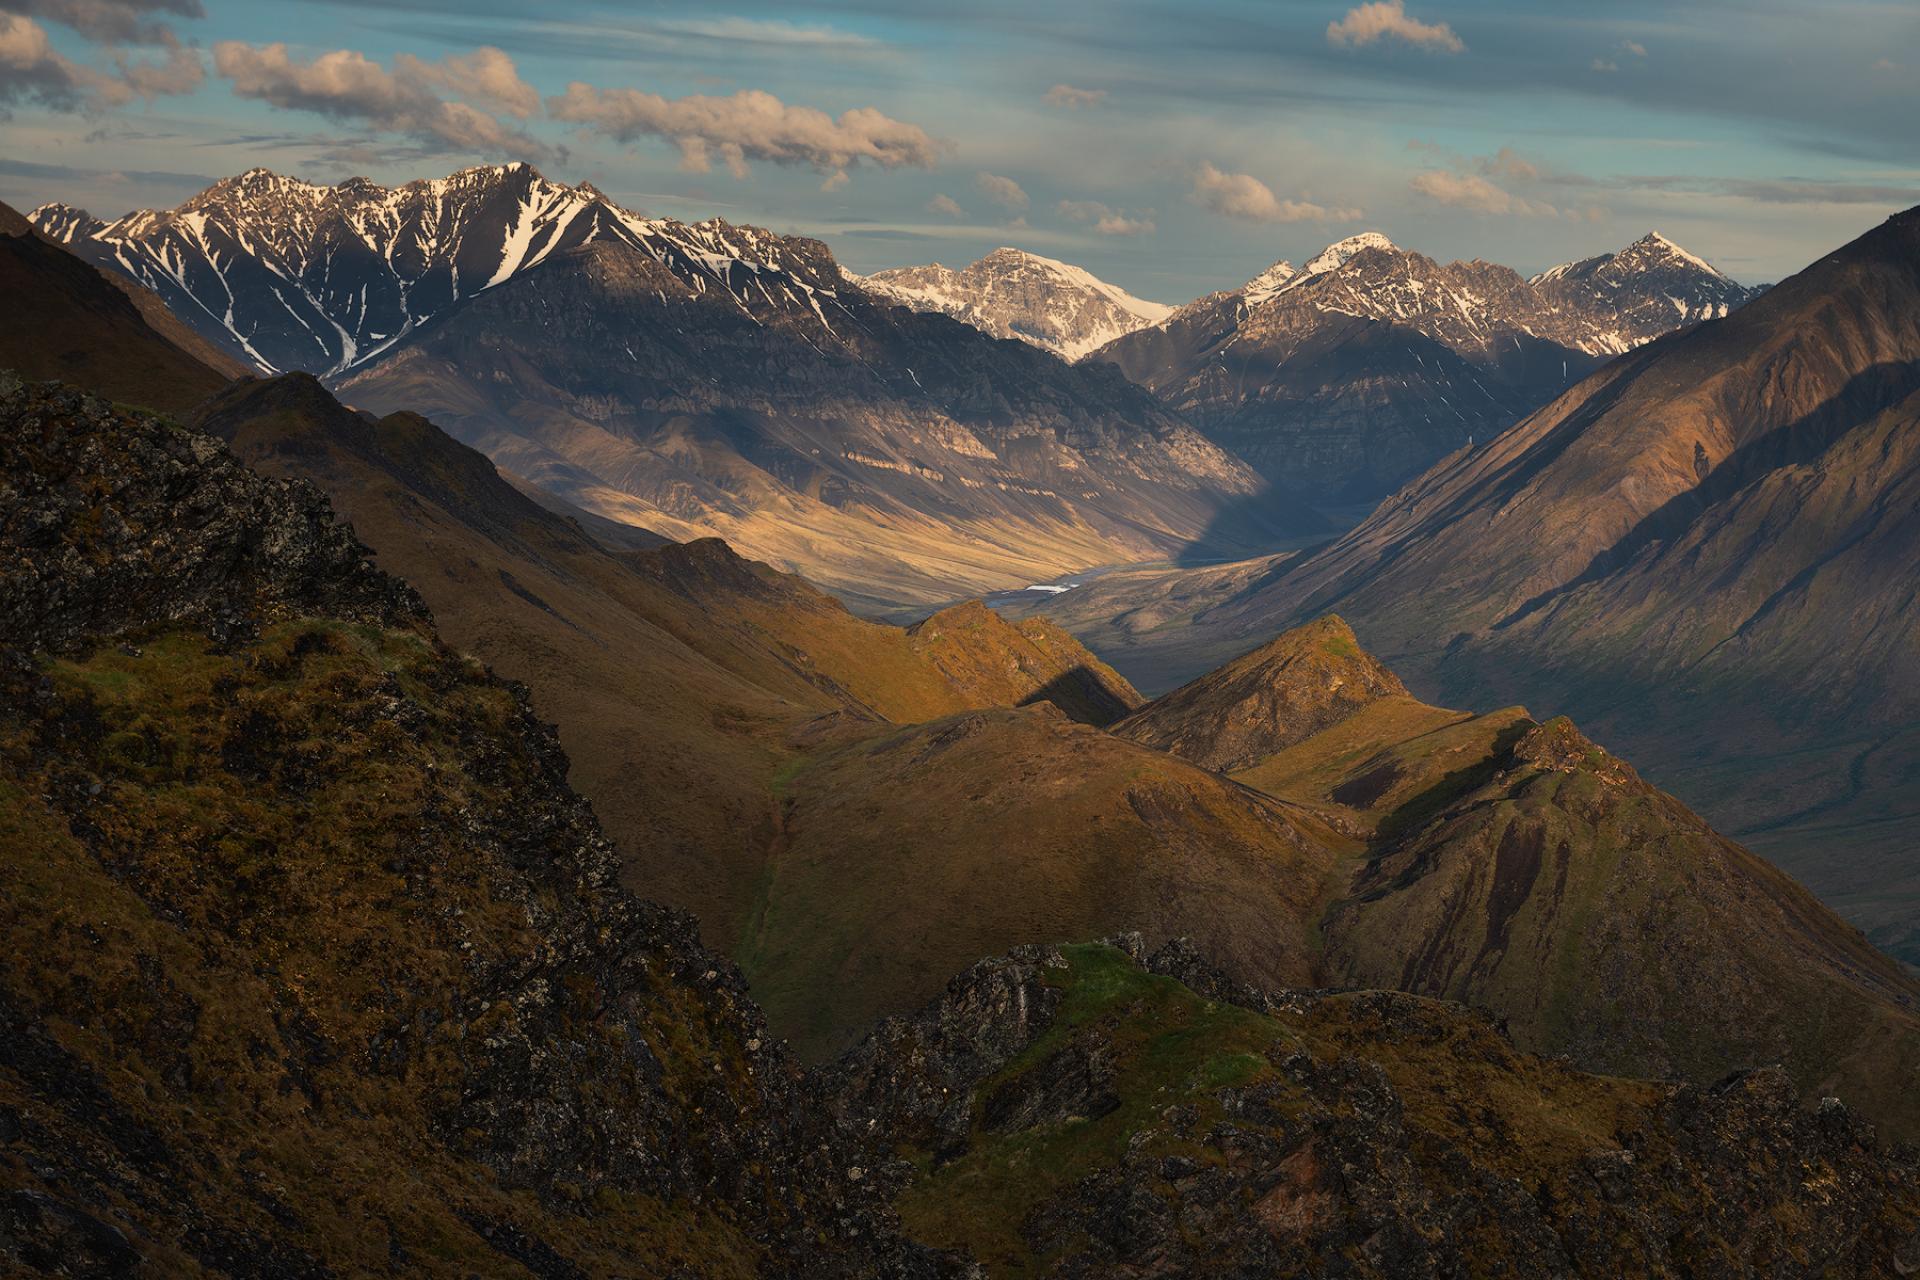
28;165;1759;606
1089;229;1760;500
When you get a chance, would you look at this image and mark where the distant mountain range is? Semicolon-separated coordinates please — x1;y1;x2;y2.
1090;229;1761;500
860;246;1172;360
33;164;1318;607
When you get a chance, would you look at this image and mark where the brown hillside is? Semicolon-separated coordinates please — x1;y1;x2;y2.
741;705;1344;1058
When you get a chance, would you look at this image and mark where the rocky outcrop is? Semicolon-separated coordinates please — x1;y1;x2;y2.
837;940;1920;1278
0;376;423;654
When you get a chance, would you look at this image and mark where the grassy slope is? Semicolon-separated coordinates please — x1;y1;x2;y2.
199;374;1144;948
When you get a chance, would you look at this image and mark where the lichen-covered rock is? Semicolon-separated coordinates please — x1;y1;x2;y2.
0;380;956;1278
842;939;1920;1278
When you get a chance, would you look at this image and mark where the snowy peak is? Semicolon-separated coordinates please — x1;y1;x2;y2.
1299;231;1400;279
1527;230;1758;353
863;246;1171;361
26;162;859;378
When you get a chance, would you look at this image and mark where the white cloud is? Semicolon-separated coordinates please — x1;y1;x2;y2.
215;42;553;162
398;46;537;119
974;170;1029;210
1410;169;1556;215
1623;40;1647;57
1043;83;1105;108
926;192;965;217
1326;1;1464;53
1190;162;1360;223
547;82;938;185
1591;58;1619;73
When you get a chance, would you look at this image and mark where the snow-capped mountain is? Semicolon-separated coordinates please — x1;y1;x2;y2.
1092;229;1758;499
860;247;1172;361
1530;232;1761;354
30;163;856;378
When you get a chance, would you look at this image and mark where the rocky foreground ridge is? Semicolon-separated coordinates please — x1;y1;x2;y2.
3;373;1918;1276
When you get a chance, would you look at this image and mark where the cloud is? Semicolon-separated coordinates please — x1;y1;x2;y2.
926;192;964;217
644;17;883;54
973;170;1028;210
1057;198;1155;236
1410;169;1556;215
1627;174;1920;206
0;7;200;109
547;82;938;185
1190;162;1360;223
397;46;537;119
1590;58;1619;73
1043;83;1105;108
1326;1;1464;54
215;42;554;162
0;0;202;45
1622;40;1647;57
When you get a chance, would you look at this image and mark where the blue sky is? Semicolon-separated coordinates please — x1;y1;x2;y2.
3;0;1916;300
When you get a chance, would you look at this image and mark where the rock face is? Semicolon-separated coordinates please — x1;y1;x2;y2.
1112;613;1406;770
862;247;1172;361
0;377;954;1277
837;940;1920;1278
1196;204;1920;966
1091;230;1758;500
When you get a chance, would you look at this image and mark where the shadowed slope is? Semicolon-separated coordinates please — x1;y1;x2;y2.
0;199;235;414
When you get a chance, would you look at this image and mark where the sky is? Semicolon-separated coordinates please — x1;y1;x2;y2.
2;0;1916;301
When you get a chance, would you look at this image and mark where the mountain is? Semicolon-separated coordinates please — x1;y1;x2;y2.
860;247;1172;361
0;376;952;1276
738;702;1341;1057
1164;205;1920;965
7;374;1918;1276
0;198;237;413
839;939;1920;1277
1090;230;1758;500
